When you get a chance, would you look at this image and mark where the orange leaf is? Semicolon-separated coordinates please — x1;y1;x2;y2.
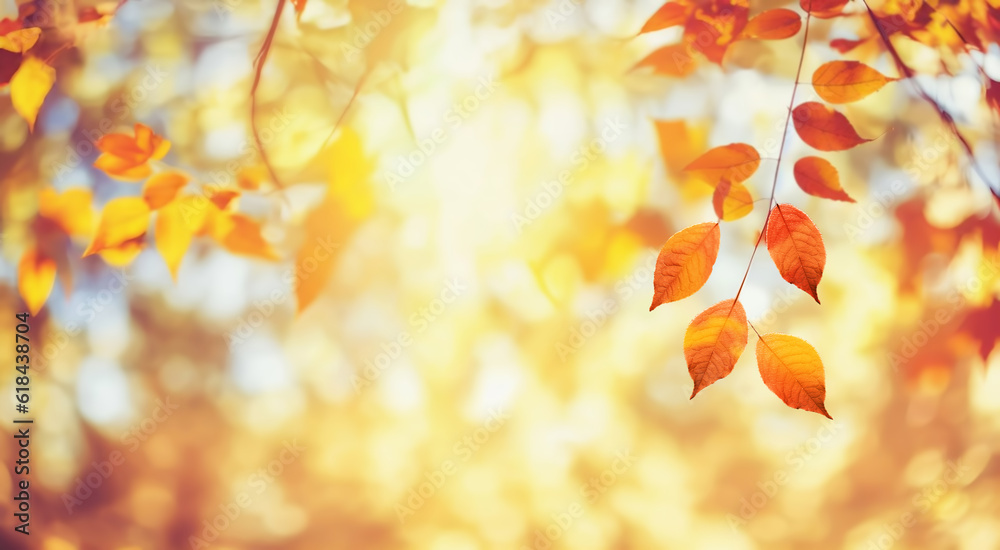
792;102;871;151
39;188;93;235
142;171;189;210
650;222;721;310
633;43;696;77
208;189;240;211
18;247;56;315
684;143;760;186
799;0;848;19
756;333;832;418
291;0;307;21
10;55;55;131
94;123;170;181
765;204;825;303
793;156;855;202
812;60;895;104
713;179;754;220
741;9;801;39
84;197;151;257
214;213;278;260
685;299;749;397
640;2;688;34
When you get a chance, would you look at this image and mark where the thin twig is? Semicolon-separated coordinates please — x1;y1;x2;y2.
251;0;288;190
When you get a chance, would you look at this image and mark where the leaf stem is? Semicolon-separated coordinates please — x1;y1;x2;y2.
732;6;813;307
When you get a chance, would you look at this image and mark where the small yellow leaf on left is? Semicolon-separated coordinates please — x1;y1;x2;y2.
18;247;56;315
0;27;41;53
10;56;56;131
84;197;151;257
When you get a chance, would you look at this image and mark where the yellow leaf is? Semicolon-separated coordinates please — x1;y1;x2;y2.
98;237;145;267
327;127;374;220
18;247;56;315
650;222;721;310
684;299;748;397
712;180;754;221
0;27;41;53
84;197;151;257
142;171;189;210
155;199;195;280
10;56;55;131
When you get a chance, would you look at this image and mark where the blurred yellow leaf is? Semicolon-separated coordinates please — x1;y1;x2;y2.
155;199;196;280
84;197;151;257
0;27;41;53
17;247;56;315
98;237;145;267
327;127;374;220
142;171;190;210
214;212;277;260
10;55;55;131
39;187;93;235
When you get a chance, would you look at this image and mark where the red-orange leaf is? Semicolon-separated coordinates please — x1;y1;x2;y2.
799;0;848;19
812;60;895;104
793;157;855;202
640;2;688;34
684;143;760;186
713;179;754;220
741;9;801;39
633;43;696;77
650;222;721;310
685;299;749;397
18;247;56;315
757;333;832;418
142;171;189;210
792;102;871;151
765;204;825;303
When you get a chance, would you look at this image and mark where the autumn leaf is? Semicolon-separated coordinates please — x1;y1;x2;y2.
713;179;754;221
214;213;278;260
142;171;189;210
633;43;696;77
650;222;721;310
84;197;151;257
0;27;41;53
741;9;802;40
39;188;93;235
812;60;895;104
682;0;749;64
94;123;170;181
793;156;855;202
18;247;56;315
685;299;749;397
155;198;197;280
291;0;307;21
640;2;687;34
208;189;241;210
792;102;872;151
799;0;848;19
98;237;145;267
765;204;825;303
10;55;55;131
986;79;1000;116
756;333;832;418
684;143;760;186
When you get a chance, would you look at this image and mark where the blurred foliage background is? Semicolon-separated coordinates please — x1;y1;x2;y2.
1;0;999;548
